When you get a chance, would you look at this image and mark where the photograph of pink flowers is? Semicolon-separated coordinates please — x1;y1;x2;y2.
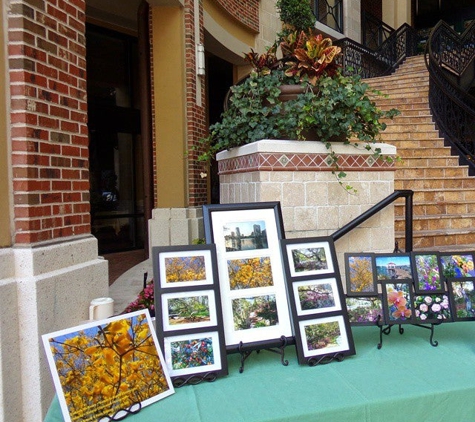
447;279;475;321
411;253;445;293
440;253;475;279
345;296;384;326
344;253;377;296
413;294;452;323
381;281;415;324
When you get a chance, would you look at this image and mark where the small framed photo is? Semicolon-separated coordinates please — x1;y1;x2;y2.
447;279;475;321
411;252;445;293
298;315;355;363
163;331;223;378
344;253;377;296
203;202;293;352
381;281;415;324
345;296;384;326
293;278;342;316
284;239;334;277
413;293;452;323
440;253;475;279
374;253;413;281
153;244;228;384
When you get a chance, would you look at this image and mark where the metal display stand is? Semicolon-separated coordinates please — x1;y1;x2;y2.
237;336;290;373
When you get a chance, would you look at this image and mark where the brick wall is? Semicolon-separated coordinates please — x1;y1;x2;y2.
215;0;260;33
8;0;89;244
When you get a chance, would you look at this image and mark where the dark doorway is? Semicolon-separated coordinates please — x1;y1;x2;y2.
87;24;145;254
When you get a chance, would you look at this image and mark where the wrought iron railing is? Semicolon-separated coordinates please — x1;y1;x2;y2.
335;23;418;79
425;20;475;173
331;190;414;253
362;11;394;51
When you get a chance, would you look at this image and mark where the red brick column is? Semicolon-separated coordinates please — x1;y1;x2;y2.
8;0;89;244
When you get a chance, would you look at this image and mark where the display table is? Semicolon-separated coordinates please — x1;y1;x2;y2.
45;323;475;422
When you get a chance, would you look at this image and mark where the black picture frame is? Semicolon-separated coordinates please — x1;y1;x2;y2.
344;253;377;296
374;253;413;281
281;236;355;365
447;278;475;321
411;252;445;293
202;202;293;353
345;295;385;326
381;280;416;325
413;292;452;323
152;244;228;386
439;252;475;280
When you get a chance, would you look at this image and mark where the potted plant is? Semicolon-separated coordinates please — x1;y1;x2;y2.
197;6;399;190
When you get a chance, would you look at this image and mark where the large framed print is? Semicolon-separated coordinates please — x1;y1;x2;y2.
381;281;415;324
411;252;445;293
281;237;355;365
203;202;293;352
447;278;475;321
440;252;475;279
344;253;377;296
42;310;174;422
153;244;228;385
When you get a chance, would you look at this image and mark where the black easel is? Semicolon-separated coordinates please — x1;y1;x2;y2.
237;336;289;373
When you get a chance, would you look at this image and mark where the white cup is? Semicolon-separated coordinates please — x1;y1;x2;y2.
89;297;115;320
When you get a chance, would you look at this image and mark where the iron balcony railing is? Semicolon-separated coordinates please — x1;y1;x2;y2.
425;20;475;174
312;0;343;34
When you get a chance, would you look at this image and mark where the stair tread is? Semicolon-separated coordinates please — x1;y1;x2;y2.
395;213;475;220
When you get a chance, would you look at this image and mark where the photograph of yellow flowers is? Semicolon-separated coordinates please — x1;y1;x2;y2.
42;310;174;422
381;281;415;324
440;253;475;279
447;279;475;321
344;253;377;296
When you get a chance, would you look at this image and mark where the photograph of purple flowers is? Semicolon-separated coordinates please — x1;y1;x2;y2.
412;253;445;293
344;253;377;296
345;296;384;326
440;253;475;279
375;253;412;281
152;244;228;385
381;281;415;324
447;279;475;321
413;294;452;323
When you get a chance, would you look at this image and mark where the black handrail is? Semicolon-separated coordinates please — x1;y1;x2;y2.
335;23;418;79
425;20;475;173
331;190;414;252
362;11;394;51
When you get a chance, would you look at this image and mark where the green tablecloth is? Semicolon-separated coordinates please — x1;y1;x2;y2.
45;323;475;422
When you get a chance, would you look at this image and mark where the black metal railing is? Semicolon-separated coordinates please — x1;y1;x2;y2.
331;190;414;252
335;23;418;79
425;20;475;173
362;11;394;51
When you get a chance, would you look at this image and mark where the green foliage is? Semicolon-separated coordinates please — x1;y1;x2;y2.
276;0;315;34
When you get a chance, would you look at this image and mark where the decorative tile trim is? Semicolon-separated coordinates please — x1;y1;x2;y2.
218;151;395;174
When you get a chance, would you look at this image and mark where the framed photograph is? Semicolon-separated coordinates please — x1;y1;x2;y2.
345;296;384;326
284;240;334;277
374;253;413;281
411;252;445;293
413;293;452;323
281;236;355;365
381;281;415;324
292;278;342;316
298;315;354;362
203;202;293;352
344;253;377;296
440;253;475;279
153;244;228;384
447;279;475;321
42;310;174;422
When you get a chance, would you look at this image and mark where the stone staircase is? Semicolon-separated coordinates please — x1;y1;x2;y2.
366;55;475;251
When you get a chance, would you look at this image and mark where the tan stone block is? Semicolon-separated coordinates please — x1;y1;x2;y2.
306;182;329;206
258;183;282;202
269;171;293;182
294;207;318;231
317;206;339;230
282;182;305;206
